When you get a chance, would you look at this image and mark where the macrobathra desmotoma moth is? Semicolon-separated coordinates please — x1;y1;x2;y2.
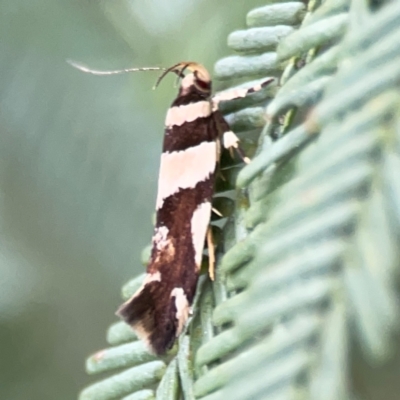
68;60;274;355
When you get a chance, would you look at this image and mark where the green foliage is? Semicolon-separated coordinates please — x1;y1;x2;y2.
80;1;400;399
0;1;263;398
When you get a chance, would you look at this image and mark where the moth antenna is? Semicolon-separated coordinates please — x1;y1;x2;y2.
67;59;165;76
152;62;189;90
173;63;192;88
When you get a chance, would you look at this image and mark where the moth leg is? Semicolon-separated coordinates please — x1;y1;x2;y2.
223;130;250;164
211;78;274;105
212;78;274;165
212;207;223;217
214;110;251;164
235;147;251;165
207;227;216;281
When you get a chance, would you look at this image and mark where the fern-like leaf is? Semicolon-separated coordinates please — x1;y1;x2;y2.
80;1;400;399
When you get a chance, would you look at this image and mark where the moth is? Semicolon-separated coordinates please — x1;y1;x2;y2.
69;60;273;355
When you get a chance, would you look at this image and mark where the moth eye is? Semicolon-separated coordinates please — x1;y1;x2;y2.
195;79;210;92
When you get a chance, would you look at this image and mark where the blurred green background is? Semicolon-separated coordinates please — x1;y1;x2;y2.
0;1;265;398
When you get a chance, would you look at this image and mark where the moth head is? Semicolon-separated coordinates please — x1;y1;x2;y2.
154;62;211;96
180;62;211;94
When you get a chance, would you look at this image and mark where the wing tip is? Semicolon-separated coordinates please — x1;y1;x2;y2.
116;284;181;356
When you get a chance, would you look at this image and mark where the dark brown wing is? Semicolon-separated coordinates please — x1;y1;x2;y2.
117;99;219;355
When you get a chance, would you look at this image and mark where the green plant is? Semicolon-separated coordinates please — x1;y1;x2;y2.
80;1;400;399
